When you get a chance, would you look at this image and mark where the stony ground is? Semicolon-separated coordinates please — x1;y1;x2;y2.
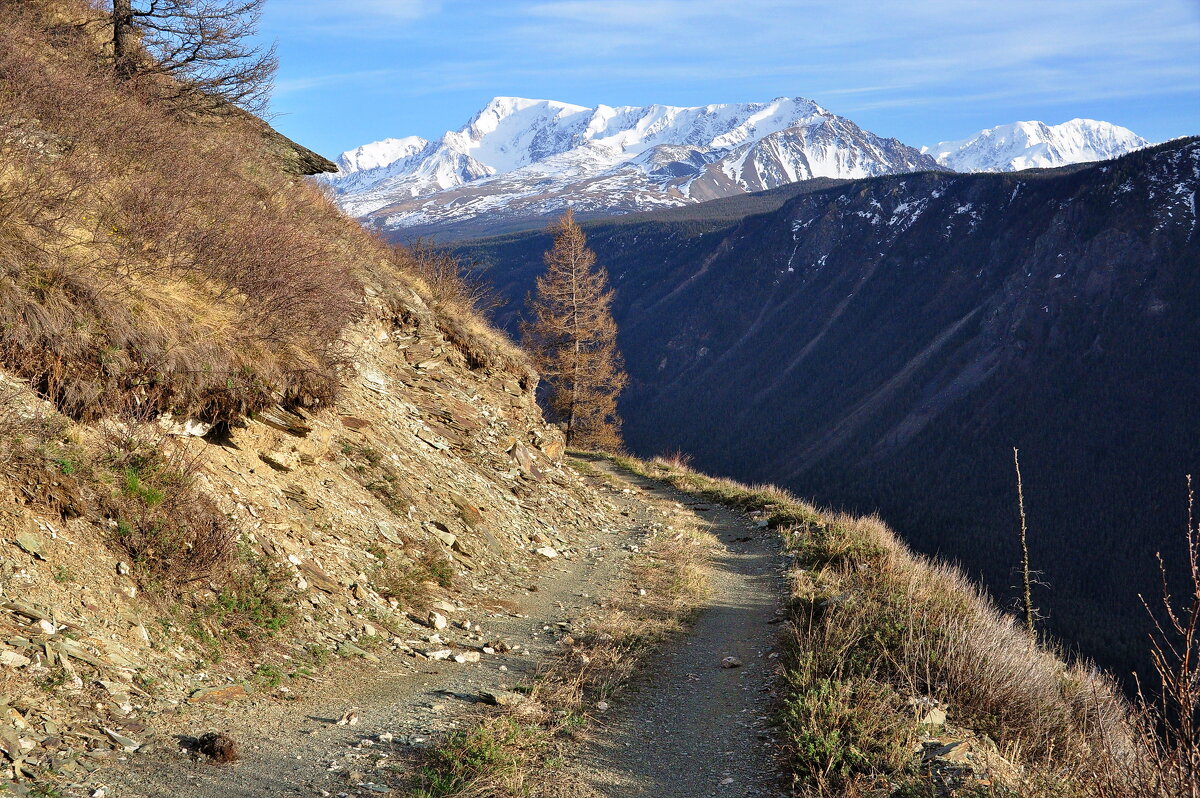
89;461;788;797
571;469;789;798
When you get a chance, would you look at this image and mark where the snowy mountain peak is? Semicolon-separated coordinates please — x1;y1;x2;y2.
324;100;1148;239
925;119;1148;172
335;136;428;175
322;95;941;234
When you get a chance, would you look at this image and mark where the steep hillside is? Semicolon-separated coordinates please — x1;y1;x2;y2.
0;2;618;787
459;138;1200;678
323;96;941;239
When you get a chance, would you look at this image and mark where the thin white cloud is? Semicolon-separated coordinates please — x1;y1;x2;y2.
264;0;1200;150
267;0;443;35
274;69;402;95
489;0;1200;114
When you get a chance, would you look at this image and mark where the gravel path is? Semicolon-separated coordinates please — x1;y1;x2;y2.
96;463;788;797
574;469;789;798
97;468;680;798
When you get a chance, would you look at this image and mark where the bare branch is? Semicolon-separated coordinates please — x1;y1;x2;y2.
105;0;277;113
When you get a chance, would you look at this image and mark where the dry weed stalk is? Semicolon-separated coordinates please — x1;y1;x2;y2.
1135;475;1200;798
1013;447;1037;636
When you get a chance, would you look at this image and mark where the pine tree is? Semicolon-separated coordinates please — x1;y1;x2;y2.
522;210;628;451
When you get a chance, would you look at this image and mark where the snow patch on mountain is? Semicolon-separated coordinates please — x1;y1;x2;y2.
336;136;428;174
925;119;1149;173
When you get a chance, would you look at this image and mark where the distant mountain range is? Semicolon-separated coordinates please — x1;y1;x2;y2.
457;138;1200;681
320;96;1150;239
924;118;1149;172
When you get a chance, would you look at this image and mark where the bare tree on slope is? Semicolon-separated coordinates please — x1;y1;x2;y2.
107;0;277;112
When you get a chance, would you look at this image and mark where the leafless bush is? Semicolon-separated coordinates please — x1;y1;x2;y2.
400;239;502;318
1129;477;1200;798
99;420;235;586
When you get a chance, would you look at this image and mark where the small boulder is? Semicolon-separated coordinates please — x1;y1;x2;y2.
480;690;524;707
188;684;249;705
720;656;743;669
14;532;45;560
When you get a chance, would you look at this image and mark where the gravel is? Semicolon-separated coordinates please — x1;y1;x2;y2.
573;475;789;797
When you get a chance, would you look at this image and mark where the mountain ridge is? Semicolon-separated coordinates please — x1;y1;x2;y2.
323;97;1151;240
322;95;942;238
925;118;1149;172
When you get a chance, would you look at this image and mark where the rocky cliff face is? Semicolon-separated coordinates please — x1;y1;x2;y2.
459;138;1200;678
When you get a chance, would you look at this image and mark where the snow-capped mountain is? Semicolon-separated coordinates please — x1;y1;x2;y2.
323;96;942;238
925;119;1148;173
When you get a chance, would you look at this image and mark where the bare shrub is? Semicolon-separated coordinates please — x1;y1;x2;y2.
108;0;278;114
401;239;501;318
99;421;234;586
1131;476;1200;798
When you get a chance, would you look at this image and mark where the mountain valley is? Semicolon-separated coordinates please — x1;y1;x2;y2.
459;138;1200;678
2;2;1197;795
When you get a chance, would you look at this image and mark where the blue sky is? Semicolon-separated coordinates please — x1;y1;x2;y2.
257;0;1200;159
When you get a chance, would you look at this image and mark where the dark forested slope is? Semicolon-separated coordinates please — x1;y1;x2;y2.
460;139;1200;676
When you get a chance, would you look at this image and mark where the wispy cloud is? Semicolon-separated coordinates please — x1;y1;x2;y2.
274;68;403;95
485;0;1200;115
259;0;1200;156
266;0;443;36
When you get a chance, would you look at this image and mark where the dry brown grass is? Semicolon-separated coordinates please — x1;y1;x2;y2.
390;242;528;375
0;1;362;421
0;1;529;427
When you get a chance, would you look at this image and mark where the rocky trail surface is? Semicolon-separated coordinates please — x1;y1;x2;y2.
572;466;788;798
94;461;787;797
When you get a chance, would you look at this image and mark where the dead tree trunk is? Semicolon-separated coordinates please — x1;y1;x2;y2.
112;0;137;79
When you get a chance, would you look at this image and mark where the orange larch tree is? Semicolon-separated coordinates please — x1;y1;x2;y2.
521;210;628;451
